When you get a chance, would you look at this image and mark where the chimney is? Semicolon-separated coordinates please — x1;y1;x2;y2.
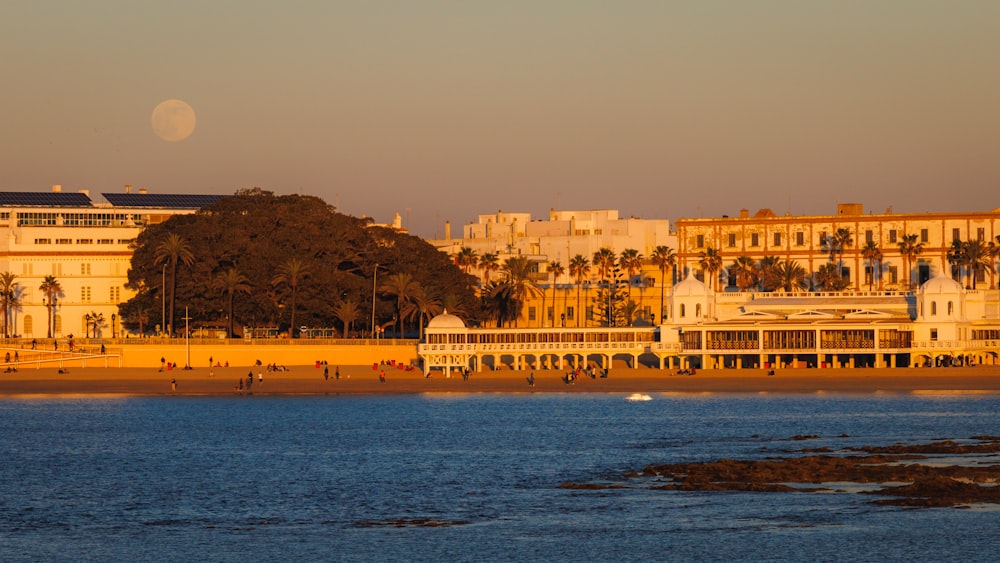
125;184;132;194
52;184;62;192
444;221;451;240
739;208;749;218
139;187;148;195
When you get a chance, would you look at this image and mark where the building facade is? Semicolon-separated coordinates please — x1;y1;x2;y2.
0;186;224;339
675;203;1000;291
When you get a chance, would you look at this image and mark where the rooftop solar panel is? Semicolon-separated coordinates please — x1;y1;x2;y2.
0;192;94;207
101;193;227;209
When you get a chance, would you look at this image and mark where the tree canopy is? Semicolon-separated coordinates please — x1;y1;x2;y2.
121;189;479;337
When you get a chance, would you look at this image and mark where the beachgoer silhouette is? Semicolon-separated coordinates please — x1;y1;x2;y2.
527;372;535;387
335;366;340;380
324;366;329;380
171;378;176;392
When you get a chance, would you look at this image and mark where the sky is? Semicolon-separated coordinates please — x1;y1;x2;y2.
2;1;999;238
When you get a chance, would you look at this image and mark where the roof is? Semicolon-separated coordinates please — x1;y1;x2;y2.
101;193;226;209
0;191;94;207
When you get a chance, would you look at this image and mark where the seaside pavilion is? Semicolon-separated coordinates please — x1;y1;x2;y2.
417;269;1000;375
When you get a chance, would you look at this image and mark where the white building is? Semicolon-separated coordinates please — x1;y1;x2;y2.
428;208;676;283
0;186;224;339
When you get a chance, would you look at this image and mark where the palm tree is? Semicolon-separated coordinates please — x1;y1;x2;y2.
379;272;420;337
153;233;195;336
861;241;883;291
271;257;311;338
618;248;643;304
776;260;810;293
989;238;1000;290
897;234;924;290
650;246;676;323
86;311;106;338
568;254;591;327
947;240;966;286
962;239;991;290
483;281;519;328
729;256;758;291
439;294;469;319
478;253;499;287
402;283;443;340
547;260;565;327
816;263;849;291
455;247;478;274
211;267;252;338
501;256;542;327
333;298;360;337
0;272;17;337
698;247;723;291
39;275;62;338
831;228;854;287
758;255;782;292
592;248;617;326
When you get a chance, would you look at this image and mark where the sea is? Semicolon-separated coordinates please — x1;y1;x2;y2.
1;393;998;562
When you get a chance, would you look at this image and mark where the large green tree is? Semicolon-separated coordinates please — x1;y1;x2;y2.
124;189;478;337
153;233;195;335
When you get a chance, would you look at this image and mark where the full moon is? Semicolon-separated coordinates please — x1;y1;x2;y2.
151;99;197;142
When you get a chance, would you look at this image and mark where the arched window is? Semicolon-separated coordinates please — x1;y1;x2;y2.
55;314;62;334
931;302;937;316
696;304;702;318
23;315;32;336
680;304;686;318
948;301;954;315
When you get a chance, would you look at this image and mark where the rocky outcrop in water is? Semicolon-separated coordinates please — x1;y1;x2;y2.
560;438;1000;509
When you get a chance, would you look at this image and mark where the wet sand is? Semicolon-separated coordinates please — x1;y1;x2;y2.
1;364;999;397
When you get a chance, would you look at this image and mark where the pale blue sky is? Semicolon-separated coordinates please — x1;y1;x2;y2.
2;1;998;237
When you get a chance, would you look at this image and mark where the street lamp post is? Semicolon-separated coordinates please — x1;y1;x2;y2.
371;263;378;339
161;263;167;337
85;313;91;339
111;314;116;339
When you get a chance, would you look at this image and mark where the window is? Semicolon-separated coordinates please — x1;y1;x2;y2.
773;232;781;247
528;307;536;321
887;265;898;284
865;230;873;244
977;227;985;241
76;239;93;244
795;232;804;246
546;307;553;322
22;263;33;275
751;233;759;247
680;304;686;318
110;286;121;304
819;232;827;246
930;328;938;341
952;228;961;242
865;266;873;286
52;263;62;276
931;301;937;315
566;306;575;320
696;234;705;248
98;239;114;244
920;229;929;243
81;263;91;275
81;286;92;304
889;230;897;243
34;238;51;244
695;304;702;317
24;315;33;336
948;301;954;315
56;238;72;244
586;306;594;321
727;233;736;247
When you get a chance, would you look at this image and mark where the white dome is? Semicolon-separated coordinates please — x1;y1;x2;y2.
920;272;964;295
426;310;466;329
672;272;710;296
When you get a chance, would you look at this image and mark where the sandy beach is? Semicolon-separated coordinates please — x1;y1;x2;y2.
2;364;999;397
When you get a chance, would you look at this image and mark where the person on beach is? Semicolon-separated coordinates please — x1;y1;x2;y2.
335;366;340;380
171;378;176;392
258;372;263;385
324;366;329;380
379;370;386;384
527;372;535;387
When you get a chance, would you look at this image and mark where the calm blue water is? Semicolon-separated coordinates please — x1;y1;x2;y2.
1;393;998;562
